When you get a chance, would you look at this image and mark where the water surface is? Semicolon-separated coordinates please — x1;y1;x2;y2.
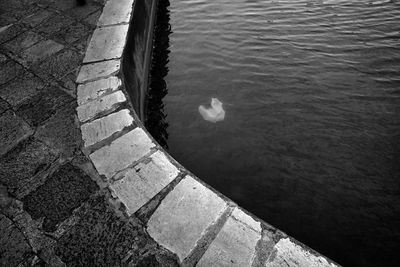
147;0;400;266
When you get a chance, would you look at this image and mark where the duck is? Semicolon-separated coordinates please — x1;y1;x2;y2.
198;98;225;123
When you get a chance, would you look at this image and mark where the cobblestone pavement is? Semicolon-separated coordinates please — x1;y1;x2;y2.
0;1;179;266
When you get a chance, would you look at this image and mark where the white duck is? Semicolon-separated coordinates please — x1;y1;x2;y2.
198;98;225;123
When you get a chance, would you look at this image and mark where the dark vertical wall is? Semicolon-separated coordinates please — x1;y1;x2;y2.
122;0;158;121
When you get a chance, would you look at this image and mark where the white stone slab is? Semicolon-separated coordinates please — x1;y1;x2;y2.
83;25;129;63
197;215;261;267
81;109;133;147
76;59;120;83
77;76;121;105
98;0;134;26
89;128;155;179
110;151;179;215
231;207;261;233
265;238;338;267
76;90;126;123
147;176;227;262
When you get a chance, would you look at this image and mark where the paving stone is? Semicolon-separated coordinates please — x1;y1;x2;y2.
21;9;53;28
38;0;76;11
8;2;40;21
51;21;91;45
17;86;73;126
147;176;228;261
77;76;121;105
21;39;64;65
0;98;8;114
0;23;27;44
0;214;33;267
3;30;44;54
33;48;82;80
83;24;129;63
0;59;24;86
81;109;133;147
265;238;337;267
90;128;155;179
55;195;179;266
76;90;126;123
35;102;81;157
97;0;134;26
65;3;101;20
58;72;77;92
34;13;74;36
110;150;180;215
197;210;261;267
231;207;262;233
76;59;120;83
0;138;57;195
22;163;98;232
0;110;33;156
0;71;45;107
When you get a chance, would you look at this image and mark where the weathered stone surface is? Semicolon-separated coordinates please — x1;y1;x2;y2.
90;128;155;179
51;21;91;45
0;214;32;267
21;39;64;65
76;90;126;123
0;138;57;195
197;210;261;267
147;176;227;261
35;102;81;157
55;195;179;267
81;109;133;147
34;13;74;36
110;150;179;215
265;238;337;267
84;10;102;28
3;30;44;54
17;86;73;126
0;59;24;86
21;9;53;27
76;59;120;83
97;0;134;26
77;76;121;105
0;71;45;107
22;163;98;232
83;24;129;63
0;111;33;156
0;98;8;114
0;23;26;44
231;207;262;233
65;3;101;20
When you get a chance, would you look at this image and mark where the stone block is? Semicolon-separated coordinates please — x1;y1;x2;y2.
34;13;74;36
0;71;45;107
76;90;126;122
22;163;98;232
0;214;32;267
110;150;179;215
81;109;134;147
84;10;102;28
147;176;227;261
3;30;44;54
0;23;26;44
0;59;24;86
17;86;73;126
35;102;81;157
0;138;57;195
21;39;64;65
0;111;33;156
90;128;155;179
21;9;53;27
76;59;120;83
197;210;261;267
0;98;8;114
77;76;121;105
265;238;337;267
97;0;134;26
51;21;91;45
83;24;129;63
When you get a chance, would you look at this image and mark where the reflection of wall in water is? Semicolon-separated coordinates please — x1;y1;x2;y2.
145;0;171;149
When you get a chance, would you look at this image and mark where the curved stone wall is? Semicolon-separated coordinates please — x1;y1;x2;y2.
75;0;340;266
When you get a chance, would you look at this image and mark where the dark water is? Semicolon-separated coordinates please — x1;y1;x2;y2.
146;0;400;266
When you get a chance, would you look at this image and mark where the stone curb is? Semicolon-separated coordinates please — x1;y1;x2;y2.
75;0;341;266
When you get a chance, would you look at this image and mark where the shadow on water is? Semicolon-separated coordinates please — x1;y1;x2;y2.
145;0;171;149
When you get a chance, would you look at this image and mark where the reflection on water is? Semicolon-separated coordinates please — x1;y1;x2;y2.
147;0;400;266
